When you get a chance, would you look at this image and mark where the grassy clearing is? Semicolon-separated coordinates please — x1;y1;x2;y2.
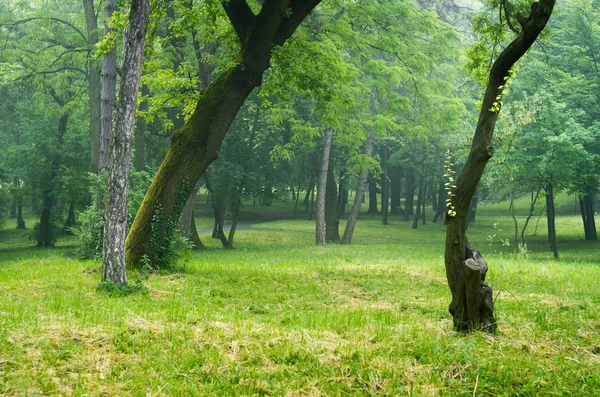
0;197;599;396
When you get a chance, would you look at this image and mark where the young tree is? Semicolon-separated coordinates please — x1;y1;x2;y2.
445;0;555;333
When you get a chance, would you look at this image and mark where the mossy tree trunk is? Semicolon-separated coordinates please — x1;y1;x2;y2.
102;0;149;285
126;0;321;267
445;0;555;333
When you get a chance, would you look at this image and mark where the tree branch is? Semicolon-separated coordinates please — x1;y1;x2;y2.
221;0;255;45
274;0;323;46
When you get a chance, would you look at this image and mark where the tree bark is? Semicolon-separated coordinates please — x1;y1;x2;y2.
134;84;149;172
412;173;424;229
316;127;333;245
545;183;559;258
325;150;340;243
381;145;389;225
390;173;401;215
342;131;374;244
367;176;378;213
83;0;102;174
583;185;597;240
99;0;118;172
126;0;322;268
188;208;206;250
403;167;415;221
444;0;555;333
38;113;68;247
102;0;149;285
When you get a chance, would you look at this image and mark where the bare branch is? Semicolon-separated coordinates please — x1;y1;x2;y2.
221;0;255;44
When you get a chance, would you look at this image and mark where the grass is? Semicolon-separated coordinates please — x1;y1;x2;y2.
0;196;599;396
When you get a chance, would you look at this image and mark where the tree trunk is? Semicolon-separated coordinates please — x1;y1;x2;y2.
433;180;446;223
126;0;321;268
583;185;597;240
83;0;102;174
99;0;118;172
546;183;559;258
179;185;198;239
204;172;228;248
38;113;68;247
381;145;389;225
325;150;340;243
444;0;554;333
16;186;25;229
102;0;149;285
403;168;415;221
342;131;374;244
189;209;206;250
390;173;401;215
134;84;149;172
316;127;333;245
467;191;479;225
367;177;378;213
422;181;427;226
293;184;301;219
64;201;76;231
412;173;424;229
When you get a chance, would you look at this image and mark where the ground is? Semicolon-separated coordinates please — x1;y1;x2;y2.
0;194;598;396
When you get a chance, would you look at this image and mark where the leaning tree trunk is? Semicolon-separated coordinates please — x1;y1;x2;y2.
126;0;321;267
342;131;374;244
325;151;340;243
102;0;149;285
99;0;118;172
83;0;102;174
316;127;333;245
444;0;555;333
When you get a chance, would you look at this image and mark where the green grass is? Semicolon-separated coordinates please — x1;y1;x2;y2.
0;197;599;396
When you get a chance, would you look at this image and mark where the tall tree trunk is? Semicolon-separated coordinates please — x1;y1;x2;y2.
64;201;77;232
83;0;102;174
16;179;25;229
403;168;415;221
367;177;378;213
390;173;401;215
342;131;374;244
38;113;69;247
102;0;149;285
583;185;597;240
545;183;559;258
337;171;347;216
316;128;333;245
381;145;389;225
99;0;118;172
325;150;340;243
444;0;554;333
412;173;424;229
422;181;427;226
126;0;321;268
134;84;149;172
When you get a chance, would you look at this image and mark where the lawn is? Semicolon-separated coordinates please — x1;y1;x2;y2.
0;196;598;396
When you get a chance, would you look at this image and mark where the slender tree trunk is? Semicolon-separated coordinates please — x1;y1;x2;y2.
444;0;554;333
16;181;25;229
134;84;149;172
83;0;102;174
433;180;446;223
102;0;149;285
316;128;333;245
403;168;415;221
381;145;389;225
583;185;597;240
308;185;315;221
367;177;378;213
412;173;424;229
126;0;321;267
38;113;68;247
519;185;542;248
189;208;206;250
342;131;374;244
390;173;401;215
99;0;118;172
293;184;301;219
325;151;340;243
546;183;559;258
422;181;427;226
64;201;76;231
204;172;228;247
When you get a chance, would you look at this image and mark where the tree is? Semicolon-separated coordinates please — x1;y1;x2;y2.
444;0;555;333
101;0;150;285
126;0;322;268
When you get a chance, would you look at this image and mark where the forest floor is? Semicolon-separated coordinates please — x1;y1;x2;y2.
0;194;599;396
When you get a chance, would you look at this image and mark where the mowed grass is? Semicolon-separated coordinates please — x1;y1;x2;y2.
0;196;599;396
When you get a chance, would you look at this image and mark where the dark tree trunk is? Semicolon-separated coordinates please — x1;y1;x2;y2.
422;181;427;226
38;113;69;247
204;172;228;247
293;184;301;219
102;0;149;285
367;177;378;213
99;0;118;172
83;0;102;174
381;145;389;225
546;183;559;258
412;173;424;229
337;172;347;216
16;189;25;229
325;151;340;243
134;84;149;172
303;175;315;211
390;170;401;215
583;185;597;240
342;131;374;244
467;191;479;225
433;180;446;223
64;201;76;232
316;128;333;245
403;168;415;221
444;0;554;333
126;0;322;268
189;209;206;250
